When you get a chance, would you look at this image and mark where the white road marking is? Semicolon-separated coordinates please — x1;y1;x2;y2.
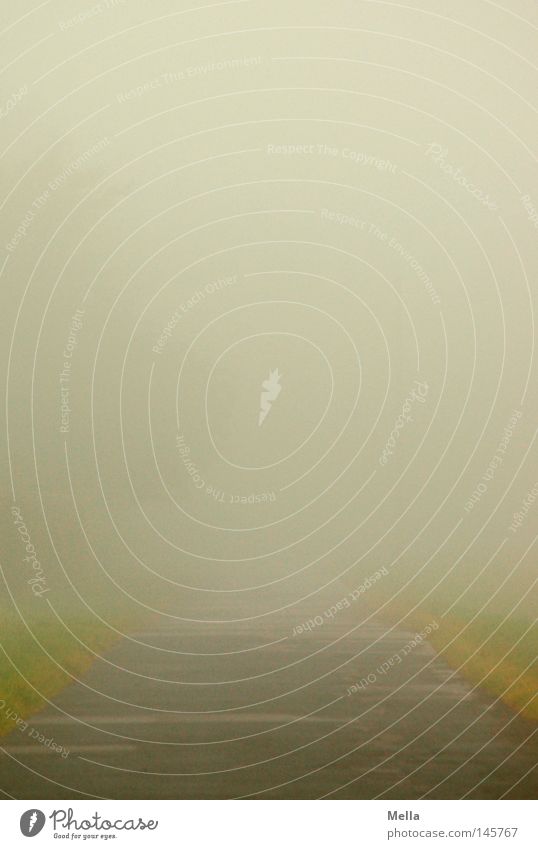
22;712;346;726
0;744;136;754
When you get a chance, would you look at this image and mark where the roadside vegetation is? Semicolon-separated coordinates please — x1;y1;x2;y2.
383;602;538;721
0;610;135;737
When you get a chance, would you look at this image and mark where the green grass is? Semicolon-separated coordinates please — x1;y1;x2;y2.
427;611;538;721
0;611;134;737
384;603;538;721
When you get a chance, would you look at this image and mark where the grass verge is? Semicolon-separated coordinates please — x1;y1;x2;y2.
388;604;538;721
0;611;136;737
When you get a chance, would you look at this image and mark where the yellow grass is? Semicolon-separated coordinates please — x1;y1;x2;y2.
0;614;132;737
394;605;538;721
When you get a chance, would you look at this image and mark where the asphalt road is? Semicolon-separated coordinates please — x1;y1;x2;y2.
1;595;536;799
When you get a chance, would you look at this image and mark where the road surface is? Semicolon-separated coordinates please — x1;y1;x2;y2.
1;593;536;799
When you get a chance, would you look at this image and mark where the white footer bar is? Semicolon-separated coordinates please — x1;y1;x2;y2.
2;800;534;847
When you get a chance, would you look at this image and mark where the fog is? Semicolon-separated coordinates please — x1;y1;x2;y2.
2;0;537;643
